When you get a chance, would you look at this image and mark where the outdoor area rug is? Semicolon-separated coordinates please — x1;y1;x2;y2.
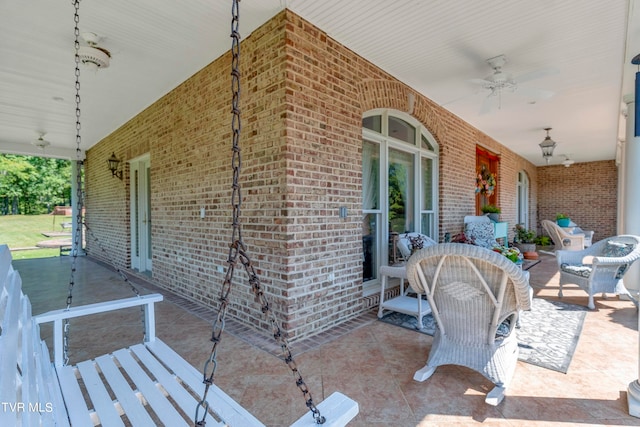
379;297;588;373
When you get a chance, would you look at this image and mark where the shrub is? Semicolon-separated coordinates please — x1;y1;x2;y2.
534;235;551;246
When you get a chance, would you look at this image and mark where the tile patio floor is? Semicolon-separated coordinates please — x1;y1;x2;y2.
13;252;640;426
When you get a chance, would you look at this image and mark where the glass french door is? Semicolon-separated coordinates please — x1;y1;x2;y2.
517;170;529;227
388;148;415;234
130;155;152;272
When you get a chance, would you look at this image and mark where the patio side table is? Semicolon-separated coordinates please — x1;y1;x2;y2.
377;264;432;329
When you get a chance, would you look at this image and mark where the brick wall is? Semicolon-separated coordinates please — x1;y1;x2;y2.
85;10;539;341
537;160;617;241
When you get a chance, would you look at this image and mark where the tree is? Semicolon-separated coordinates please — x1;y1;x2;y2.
0;154;71;215
388;163;408;233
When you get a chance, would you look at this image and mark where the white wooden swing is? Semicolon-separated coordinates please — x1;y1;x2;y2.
0;2;358;425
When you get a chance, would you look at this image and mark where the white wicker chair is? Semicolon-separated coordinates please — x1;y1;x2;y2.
541;219;584;251
568;221;594;247
406;243;532;406
556;235;640;309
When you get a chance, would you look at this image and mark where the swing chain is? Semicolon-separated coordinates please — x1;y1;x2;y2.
196;1;325;424
63;1;148;365
63;0;83;366
195;2;242;422
237;249;326;424
81;223;147;339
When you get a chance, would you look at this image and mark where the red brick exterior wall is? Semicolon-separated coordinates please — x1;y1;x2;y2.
537;160;617;241
85;11;538;341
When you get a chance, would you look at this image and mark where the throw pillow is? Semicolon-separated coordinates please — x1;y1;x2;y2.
603;241;634;258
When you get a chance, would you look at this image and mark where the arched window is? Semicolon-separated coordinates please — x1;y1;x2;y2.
362;109;438;293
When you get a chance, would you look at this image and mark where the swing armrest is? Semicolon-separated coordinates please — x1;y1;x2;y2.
35;294;163;367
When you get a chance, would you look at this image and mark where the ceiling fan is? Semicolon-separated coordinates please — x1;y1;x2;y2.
32;133;51;151
470;54;555;114
561;155;575;167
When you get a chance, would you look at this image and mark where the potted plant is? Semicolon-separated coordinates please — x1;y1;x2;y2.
534;235;551;247
513;224;537;256
481;204;501;222
556;213;571;227
493;245;523;264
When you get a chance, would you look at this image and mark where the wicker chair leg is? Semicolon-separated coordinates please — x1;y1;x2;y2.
486;386;506;406
587;294;595;310
413;365;436;382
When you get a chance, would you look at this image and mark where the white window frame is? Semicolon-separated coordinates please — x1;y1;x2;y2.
362;109;439;295
517;170;530;228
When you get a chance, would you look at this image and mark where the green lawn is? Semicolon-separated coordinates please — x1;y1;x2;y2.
0;214;71;259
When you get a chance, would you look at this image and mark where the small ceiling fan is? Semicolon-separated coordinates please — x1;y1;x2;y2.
470;54;556;114
33;133;51;151
561;155;575;167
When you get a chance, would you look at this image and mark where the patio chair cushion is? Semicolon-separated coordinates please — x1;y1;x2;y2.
560;263;593;278
602;240;634;258
560;262;627;280
495;317;514;338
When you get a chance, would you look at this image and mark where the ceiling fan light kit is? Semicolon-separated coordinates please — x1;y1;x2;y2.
484;55;517;91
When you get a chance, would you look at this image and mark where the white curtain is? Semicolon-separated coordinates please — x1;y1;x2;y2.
362;141;378;211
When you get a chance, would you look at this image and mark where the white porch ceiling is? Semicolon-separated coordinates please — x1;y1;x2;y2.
1;0;639;166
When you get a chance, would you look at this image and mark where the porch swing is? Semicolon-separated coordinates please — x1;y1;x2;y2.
0;1;358;426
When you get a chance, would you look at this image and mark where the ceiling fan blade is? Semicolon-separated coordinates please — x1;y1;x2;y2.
513;66;559;84
515;85;555;100
469;78;493;86
441;91;480;107
451;42;491;71
479;94;497;115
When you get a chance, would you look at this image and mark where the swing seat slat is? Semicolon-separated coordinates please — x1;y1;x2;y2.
0;245;358;426
142;339;263;426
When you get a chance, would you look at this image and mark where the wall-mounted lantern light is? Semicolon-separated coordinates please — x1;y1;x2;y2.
107;152;123;179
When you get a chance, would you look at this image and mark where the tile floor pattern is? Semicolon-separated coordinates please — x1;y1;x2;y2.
13;253;640;426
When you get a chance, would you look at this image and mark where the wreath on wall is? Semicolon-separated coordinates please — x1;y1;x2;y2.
475;166;496;197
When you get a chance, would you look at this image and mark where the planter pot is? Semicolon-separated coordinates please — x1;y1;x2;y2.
515;242;536;253
487;213;500;222
557;218;570;227
523;251;539;260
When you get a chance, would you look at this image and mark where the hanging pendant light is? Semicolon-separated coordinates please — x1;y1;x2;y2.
539;127;557;164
